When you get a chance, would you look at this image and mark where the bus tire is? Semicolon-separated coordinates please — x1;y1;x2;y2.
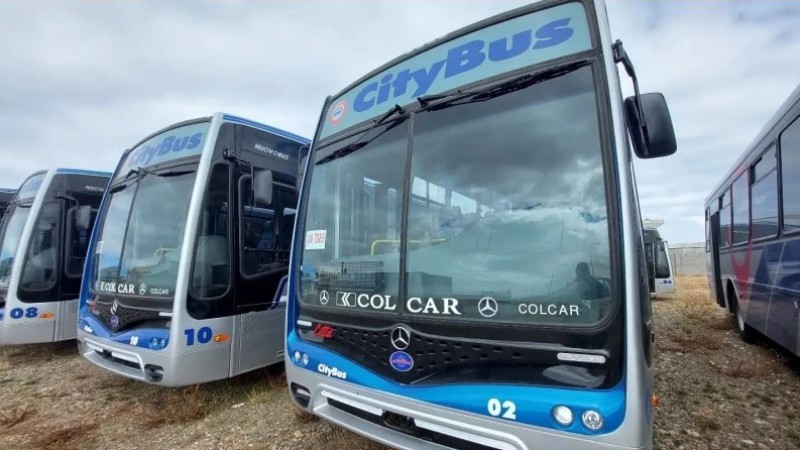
731;293;755;344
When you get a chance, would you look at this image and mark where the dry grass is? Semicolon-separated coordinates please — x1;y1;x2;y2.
136;386;213;428
0;403;36;428
30;423;99;450
713;356;787;379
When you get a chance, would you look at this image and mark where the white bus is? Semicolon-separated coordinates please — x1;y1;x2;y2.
0;169;110;344
643;228;675;296
77;113;309;386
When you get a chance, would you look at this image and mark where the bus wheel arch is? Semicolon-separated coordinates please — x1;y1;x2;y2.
728;284;755;343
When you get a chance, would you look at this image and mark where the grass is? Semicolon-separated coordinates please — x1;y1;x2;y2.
0;403;36;428
30;423;99;450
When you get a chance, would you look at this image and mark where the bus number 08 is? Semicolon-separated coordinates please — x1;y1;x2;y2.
184;327;213;346
487;398;517;420
9;307;38;319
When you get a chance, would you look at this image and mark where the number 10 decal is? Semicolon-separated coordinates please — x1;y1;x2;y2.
487;398;517;420
184;327;213;346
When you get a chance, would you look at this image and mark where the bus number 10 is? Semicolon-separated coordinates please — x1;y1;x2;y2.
184;327;213;346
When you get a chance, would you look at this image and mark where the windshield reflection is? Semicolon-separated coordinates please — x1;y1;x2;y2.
300;65;612;326
93;171;196;299
0;206;32;292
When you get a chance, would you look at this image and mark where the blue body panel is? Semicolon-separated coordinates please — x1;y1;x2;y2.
719;237;800;355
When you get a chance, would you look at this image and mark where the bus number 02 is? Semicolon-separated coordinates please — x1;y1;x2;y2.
9;307;38;319
487;398;517;420
184;327;213;346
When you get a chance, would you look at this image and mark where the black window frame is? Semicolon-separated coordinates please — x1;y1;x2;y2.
779;115;800;235
749;144;779;242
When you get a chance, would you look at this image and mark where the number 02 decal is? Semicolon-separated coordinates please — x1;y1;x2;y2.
487;398;517;420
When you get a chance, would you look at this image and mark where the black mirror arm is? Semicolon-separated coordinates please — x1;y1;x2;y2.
613;40;648;137
223;147;252;175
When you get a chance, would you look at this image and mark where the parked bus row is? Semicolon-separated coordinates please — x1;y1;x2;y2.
0;0;745;448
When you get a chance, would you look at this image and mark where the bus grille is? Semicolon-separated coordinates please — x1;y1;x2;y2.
95;300;163;332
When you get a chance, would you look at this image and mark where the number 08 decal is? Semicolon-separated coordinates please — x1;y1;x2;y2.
487;398;517;420
9;307;39;319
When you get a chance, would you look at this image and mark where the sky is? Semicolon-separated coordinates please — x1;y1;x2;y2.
1;0;798;244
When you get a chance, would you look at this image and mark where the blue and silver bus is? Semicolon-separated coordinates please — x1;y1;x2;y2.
0;188;15;219
286;0;677;448
705;82;800;355
643;228;675;296
77;113;309;386
0;169;110;345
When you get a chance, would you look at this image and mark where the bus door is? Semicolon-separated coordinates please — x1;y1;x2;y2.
644;240;655;293
709;211;724;306
231;128;296;374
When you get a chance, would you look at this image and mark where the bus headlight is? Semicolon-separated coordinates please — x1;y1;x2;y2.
552;406;574;426
301;353;309;367
148;337;167;350
581;410;604;431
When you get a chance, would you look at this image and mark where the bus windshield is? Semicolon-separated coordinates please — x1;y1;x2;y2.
93;170;196;299
300;64;613;327
0;205;32;294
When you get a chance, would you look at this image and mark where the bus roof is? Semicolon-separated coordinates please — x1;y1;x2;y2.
222;114;310;145
705;82;800;206
54;168;113;178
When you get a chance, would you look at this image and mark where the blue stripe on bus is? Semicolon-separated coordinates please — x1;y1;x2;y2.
222;114;311;144
287;332;626;435
55;168;113;177
80;315;170;350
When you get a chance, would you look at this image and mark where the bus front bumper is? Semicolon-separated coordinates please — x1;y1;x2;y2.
286;363;651;450
77;331;230;387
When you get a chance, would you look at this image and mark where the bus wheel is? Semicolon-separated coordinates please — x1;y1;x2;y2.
732;294;755;344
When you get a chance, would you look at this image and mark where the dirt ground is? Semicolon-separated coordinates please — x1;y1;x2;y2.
1;276;798;450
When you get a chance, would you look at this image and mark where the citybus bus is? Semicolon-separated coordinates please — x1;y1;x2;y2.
0;188;15;219
705;82;800;355
77;113;309;386
286;0;677;448
643;228;675;296
0;169;110;344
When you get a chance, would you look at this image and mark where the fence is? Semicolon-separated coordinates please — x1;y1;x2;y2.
667;242;706;276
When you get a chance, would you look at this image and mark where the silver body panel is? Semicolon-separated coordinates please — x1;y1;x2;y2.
1;169;79;345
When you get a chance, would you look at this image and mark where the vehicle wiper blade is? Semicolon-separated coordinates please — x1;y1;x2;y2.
317;104;406;165
418;60;590;112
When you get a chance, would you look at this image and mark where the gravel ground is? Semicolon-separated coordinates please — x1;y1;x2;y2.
1;276;798;450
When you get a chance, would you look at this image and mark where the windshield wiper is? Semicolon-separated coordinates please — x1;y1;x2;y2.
111;167;193;194
417;60;590;111
317;104;406;165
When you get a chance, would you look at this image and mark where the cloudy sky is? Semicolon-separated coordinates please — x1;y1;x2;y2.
1;0;798;243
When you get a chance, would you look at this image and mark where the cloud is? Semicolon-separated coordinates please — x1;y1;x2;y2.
1;0;798;245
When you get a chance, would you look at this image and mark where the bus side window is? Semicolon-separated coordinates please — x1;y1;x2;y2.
20;201;61;291
240;170;287;277
780;116;800;232
190;163;231;300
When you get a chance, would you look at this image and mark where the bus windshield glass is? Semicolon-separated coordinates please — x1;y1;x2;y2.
93;122;208;299
0;205;32;293
300;64;614;327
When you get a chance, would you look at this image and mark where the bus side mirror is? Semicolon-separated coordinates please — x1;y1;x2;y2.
254;170;273;207
625;93;677;159
75;205;92;232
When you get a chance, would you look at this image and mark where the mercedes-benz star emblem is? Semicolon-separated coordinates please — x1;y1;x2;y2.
390;326;411;350
139;284;147;296
319;290;329;305
478;297;498;318
110;300;119;315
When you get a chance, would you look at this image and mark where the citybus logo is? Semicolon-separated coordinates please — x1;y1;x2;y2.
124;131;204;171
350;17;575;115
329;100;347;125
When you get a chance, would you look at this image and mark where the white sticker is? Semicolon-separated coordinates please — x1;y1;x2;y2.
96;240;103;254
305;230;327;250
